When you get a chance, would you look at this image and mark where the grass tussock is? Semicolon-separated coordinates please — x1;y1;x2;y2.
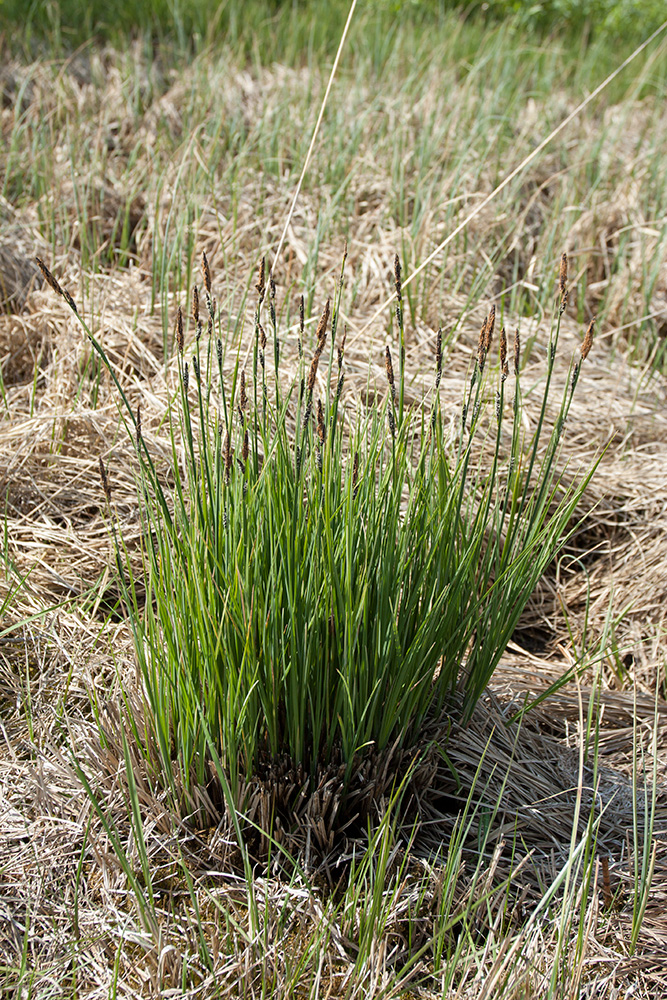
37;243;599;840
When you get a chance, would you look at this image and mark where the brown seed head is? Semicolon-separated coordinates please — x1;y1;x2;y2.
499;326;508;378
581;318;595;361
201;251;212;294
385;345;397;402
242;426;249;464
256;257;266;300
435;327;442;388
35;257;77;312
35;257;63;296
514;328;521;375
62;288;78;314
393;253;402;301
484;305;495;352
240;370;248;412
223;433;232;481
192;285;199;325
269;275;276;300
317;399;325;444
99;457;111;503
477;319;487;371
176;306;184;355
259;323;267;351
299;295;305;337
559;252;568;296
307;349;321;396
315;299;330;348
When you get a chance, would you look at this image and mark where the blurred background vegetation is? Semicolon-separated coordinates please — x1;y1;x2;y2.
1;0;665;57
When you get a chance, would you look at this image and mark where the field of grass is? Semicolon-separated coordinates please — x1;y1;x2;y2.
1;4;667;997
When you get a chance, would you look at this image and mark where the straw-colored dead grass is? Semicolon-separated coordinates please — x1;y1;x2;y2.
1;44;666;998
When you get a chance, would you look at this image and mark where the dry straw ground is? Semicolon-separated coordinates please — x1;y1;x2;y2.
1;36;666;998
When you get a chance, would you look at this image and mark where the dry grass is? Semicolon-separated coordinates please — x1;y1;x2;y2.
0;36;666;999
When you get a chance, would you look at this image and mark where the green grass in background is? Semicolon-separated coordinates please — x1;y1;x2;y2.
2;0;666;58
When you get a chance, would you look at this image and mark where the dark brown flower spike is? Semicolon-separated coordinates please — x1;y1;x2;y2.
192;285;199;325
201;251;212;294
35;257;62;295
385;345;397;402
559;252;569;313
99;457;111;503
435;327;442;388
581;318;595;361
477;318;487;372
484;304;495;353
223;434;233;483
306;348;322;396
240;370;248;412
393;253;402;301
559;252;568;296
35;257;78;314
317;399;326;444
514;329;521;375
499;326;508;380
256;257;266;300
315;299;330;348
176;306;184;355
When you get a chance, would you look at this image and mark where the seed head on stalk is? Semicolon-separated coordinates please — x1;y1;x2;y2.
435;327;442;388
500;326;508;380
201;251;212;295
240;370;248;412
393;253;402;301
35;256;78;314
385;345;397;403
559;251;568;295
298;294;304;358
558;251;569;314
317;399;326;444
315;298;330;348
484;304;495;353
223;433;232;483
306;348;321;397
581;318;595;361
256;256;266;302
514;328;521;376
99;457;111;504
477;318;487;373
176;306;184;356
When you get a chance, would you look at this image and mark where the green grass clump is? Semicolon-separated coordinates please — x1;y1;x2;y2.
41;249;598;820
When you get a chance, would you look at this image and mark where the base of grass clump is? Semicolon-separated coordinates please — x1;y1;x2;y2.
237;732;446;862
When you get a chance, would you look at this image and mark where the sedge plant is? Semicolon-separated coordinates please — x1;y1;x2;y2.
39;249;599;822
